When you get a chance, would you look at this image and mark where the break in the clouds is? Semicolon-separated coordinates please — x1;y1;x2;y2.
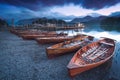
0;0;120;21
0;0;120;10
51;3;120;16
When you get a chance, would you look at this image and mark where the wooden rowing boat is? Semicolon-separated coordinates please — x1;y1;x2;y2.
67;38;116;77
36;36;74;44
46;35;94;59
21;33;68;40
9;29;23;35
9;28;57;37
36;34;86;44
17;31;56;37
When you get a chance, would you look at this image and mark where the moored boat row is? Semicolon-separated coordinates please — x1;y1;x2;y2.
10;28;68;40
36;34;86;44
46;35;94;58
9;28;116;78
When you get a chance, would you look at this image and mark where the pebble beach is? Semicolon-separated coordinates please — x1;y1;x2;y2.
0;30;120;80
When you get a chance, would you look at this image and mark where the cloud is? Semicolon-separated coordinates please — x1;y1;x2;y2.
0;4;39;21
0;3;75;22
0;0;120;22
95;3;120;15
51;4;94;16
81;0;120;10
0;0;120;11
0;0;41;11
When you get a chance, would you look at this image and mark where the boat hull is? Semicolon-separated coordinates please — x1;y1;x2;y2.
68;56;112;77
67;38;115;77
21;34;67;40
46;35;93;59
21;35;46;40
18;31;56;37
46;44;81;58
36;37;73;44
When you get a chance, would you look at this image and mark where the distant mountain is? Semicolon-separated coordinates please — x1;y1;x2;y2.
16;18;39;25
16;17;66;25
87;16;108;23
70;16;95;23
110;11;120;17
61;15;76;22
87;13;102;17
15;15;75;25
47;12;76;21
100;17;120;31
70;15;107;23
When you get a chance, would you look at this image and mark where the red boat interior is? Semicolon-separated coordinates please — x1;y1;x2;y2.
74;39;114;65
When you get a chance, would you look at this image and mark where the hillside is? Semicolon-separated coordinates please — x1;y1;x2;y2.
16;17;66;25
0;19;7;26
71;16;107;23
110;11;120;17
100;17;120;31
70;16;94;23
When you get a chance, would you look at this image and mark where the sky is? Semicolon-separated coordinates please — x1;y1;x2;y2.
0;0;120;21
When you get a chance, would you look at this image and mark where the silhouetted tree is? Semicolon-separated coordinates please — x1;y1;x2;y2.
100;17;120;31
0;19;8;28
32;17;66;26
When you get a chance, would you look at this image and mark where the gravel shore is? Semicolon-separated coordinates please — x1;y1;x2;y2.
0;31;119;80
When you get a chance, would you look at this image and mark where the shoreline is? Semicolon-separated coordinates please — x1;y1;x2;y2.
0;31;119;80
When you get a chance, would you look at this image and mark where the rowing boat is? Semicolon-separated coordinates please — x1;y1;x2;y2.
17;31;56;37
46;35;94;58
36;36;74;44
67;38;116;77
36;34;87;44
9;29;57;37
21;33;67;40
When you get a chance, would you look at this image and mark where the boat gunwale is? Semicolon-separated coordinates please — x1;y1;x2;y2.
67;38;116;69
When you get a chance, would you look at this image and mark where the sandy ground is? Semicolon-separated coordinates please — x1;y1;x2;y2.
0;31;120;80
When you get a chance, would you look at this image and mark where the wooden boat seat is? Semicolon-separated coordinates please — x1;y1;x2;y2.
100;41;114;46
81;42;111;63
84;48;108;62
81;46;98;57
62;41;82;48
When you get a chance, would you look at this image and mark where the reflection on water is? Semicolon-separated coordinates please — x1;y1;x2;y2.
62;30;120;41
83;31;120;41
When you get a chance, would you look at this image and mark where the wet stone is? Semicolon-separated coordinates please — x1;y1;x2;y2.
0;31;120;80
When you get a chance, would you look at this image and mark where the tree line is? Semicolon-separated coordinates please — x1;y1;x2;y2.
32;17;66;25
0;19;7;26
100;17;120;31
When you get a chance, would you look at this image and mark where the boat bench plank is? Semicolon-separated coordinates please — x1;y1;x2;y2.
82;44;109;62
62;41;82;48
87;48;108;61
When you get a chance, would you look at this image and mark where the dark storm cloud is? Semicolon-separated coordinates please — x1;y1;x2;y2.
0;0;41;10
0;0;120;10
82;0;120;9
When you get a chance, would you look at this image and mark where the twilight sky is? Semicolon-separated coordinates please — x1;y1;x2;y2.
0;0;120;21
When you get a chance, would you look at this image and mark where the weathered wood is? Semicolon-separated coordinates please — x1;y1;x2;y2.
46;35;94;59
67;38;115;77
